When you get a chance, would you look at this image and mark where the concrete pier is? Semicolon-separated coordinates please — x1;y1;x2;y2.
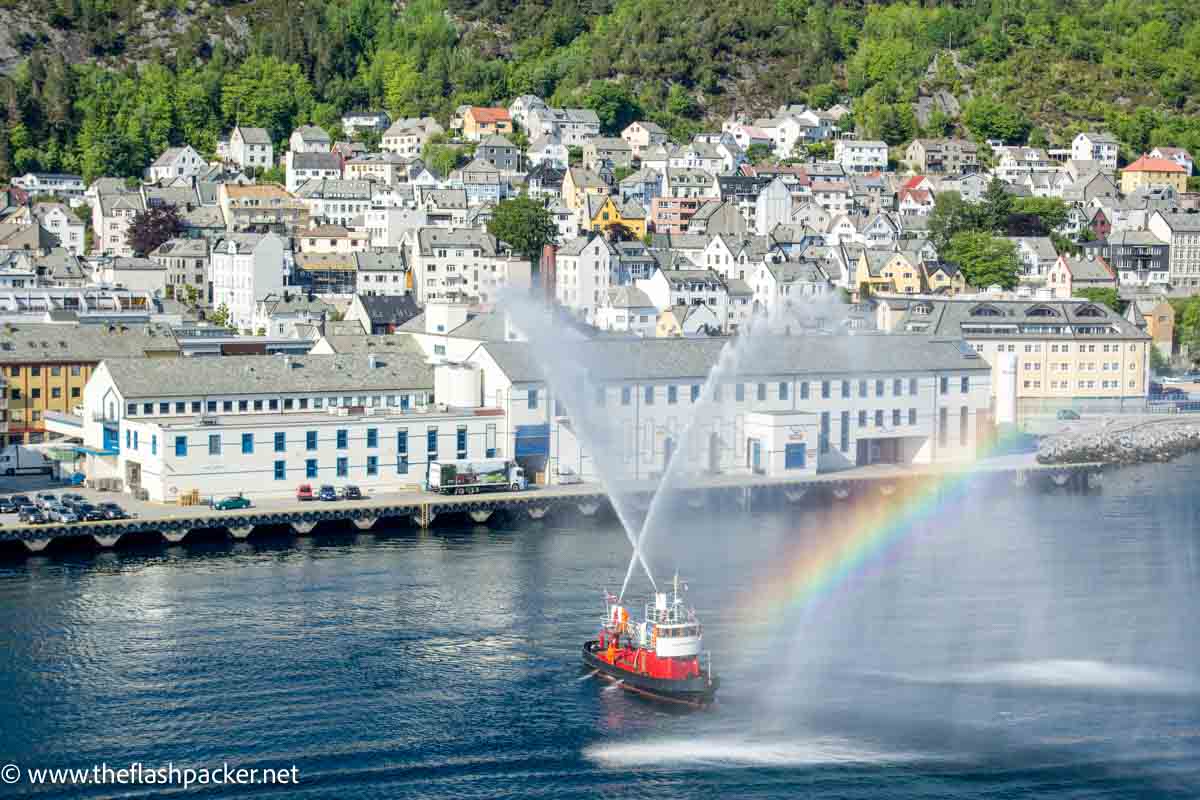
0;459;1104;557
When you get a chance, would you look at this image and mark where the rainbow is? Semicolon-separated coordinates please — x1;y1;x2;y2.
741;428;1026;621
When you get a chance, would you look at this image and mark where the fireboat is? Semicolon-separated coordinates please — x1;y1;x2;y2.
583;575;720;707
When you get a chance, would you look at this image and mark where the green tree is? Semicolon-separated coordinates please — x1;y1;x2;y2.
575;80;642;135
422;141;460;177
1012;196;1070;233
745;143;773;165
1150;345;1169;374
486;197;556;262
962;95;1031;144
1075;287;1125;314
210;303;233;329
221;55;315;144
980;177;1014;232
944;232;1020;289
928;191;983;252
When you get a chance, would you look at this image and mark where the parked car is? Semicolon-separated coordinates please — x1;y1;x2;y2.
97;502;128;520
318;485;338;501
1056;409;1081;420
73;503;106;522
18;506;48;525
339;485;363;500
9;495;31;510
296;484;314;502
213;495;252;511
59;493;86;508
34;492;58;509
46;504;78;524
0;497;18;514
556;468;583;485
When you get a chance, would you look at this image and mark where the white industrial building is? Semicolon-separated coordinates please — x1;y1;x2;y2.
77;351;510;502
465;336;992;483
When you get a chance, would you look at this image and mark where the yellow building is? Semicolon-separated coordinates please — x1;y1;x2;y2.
0;323;180;445
923;262;967;294
1120;155;1188;195
855;250;925;295
893;298;1150;415
584;195;647;240
562;167;610;211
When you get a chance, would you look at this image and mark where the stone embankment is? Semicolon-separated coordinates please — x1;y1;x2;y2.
1038;419;1200;465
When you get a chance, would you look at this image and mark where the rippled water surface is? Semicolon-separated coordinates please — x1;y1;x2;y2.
2;458;1200;798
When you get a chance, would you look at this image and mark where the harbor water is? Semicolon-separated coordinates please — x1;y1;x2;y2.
1;457;1198;798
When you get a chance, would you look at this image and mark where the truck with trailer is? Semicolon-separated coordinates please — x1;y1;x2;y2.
428;459;527;495
0;445;54;476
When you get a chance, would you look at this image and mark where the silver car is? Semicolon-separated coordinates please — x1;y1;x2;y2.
46;504;78;524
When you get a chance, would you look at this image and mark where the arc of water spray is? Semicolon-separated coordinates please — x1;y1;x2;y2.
619;300;853;603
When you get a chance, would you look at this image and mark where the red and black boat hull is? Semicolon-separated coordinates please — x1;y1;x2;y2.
583;641;719;707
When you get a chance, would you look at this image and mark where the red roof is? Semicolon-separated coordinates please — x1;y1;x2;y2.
468;106;511;124
1125;155;1186;174
902;175;927;189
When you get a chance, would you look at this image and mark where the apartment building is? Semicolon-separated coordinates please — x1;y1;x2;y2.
1147;211;1200;288
407;228;531;305
150;239;210;303
210;233;289;332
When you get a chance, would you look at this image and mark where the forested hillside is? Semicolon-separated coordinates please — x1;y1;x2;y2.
4;0;1200;182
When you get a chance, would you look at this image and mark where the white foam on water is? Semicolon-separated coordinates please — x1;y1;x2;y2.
584;736;931;769
956;660;1199;694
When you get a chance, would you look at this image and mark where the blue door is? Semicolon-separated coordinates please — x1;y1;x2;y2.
785;443;806;470
103;426;120;452
750;439;762;474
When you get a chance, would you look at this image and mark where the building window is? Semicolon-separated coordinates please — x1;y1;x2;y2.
284;398;294;410
239;400;249;412
192;401;201;413
646;386;656;405
875;410;884;427
71;387;80;399
274;432;286;452
207;401;217;413
125;430;131;449
528;389;539;410
427;428;438;456
875;379;884;397
939;376;949;395
858;380;867;398
892;409;901;427
893;379;902;396
821;381;830;399
337;429;348;449
51;387;61;399
800;382;809;400
858;410;867;428
820;412;830;454
960;406;969;446
367;455;379;476
621;387;632;406
397;455;409;474
305;430;317;451
840;381;850;399
779;382;789;401
151;435;157;456
254;400;263;411
397;430;408;455
938;407;948;447
840;411;849;452
668;386;678;405
961;376;970;393
336;457;348;477
457;426;467;459
143;403;152;415
909;378;918;395
242;433;254;454
208;434;221;455
908;408;917;426
274;460;286;480
175;436;187;456
306;459;318;478
127;403;136;416
367;428;378;448
269;399;279;411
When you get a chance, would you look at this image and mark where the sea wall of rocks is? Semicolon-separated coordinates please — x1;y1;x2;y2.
1038;421;1200;465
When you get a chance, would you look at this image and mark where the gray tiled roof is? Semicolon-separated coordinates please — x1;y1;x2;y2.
896;299;1149;341
353;294;420;324
235;126;272;145
478;334;989;383
103;352;432;399
291;152;342;171
0;322;179;364
416;228;498;257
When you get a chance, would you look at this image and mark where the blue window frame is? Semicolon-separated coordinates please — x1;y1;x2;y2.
735;383;745;402
893;408;902;427
668;386;678;405
427;428;438;456
819;412;830;454
859;380;867;398
961;376;970;393
397;455;409;474
456;426;467;459
645;386;655;405
133;431;139;450
274;460;286;480
909;378;918;395
893;378;902;396
242;433;254;454
908;408;917;425
691;384;700;402
621;387;631;406
939;376;949;395
307;430;317;450
336;429;348;449
337;457;348;477
779;382;789;400
840;411;849;452
875;379;884;397
274;432;286;452
367;428;378;448
875;410;884;427
175;436;187;456
208;434;220;455
841;381;850;399
820;381;830;399
800;382;809;400
528;389;539;410
125;430;131;448
151;435;157;456
758;383;767;402
859;410;867;428
306;459;318;478
400;395;410;411
367;455;378;476
397;430;408;455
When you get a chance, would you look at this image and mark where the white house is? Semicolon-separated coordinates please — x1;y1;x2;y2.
228;126;274;170
146;146;206;182
555;234;618;322
381;117;445;158
11;172;85;198
621;121;669;157
26;202;85;256
595;286;657;336
1072;132;1120;172
754;178;793;236
341;110;391;136
751;260;832;318
210;233;289;332
286;151;343;193
527;134;569;169
251;291;333;337
288;125;332;154
93;256;168;295
406;227;530;304
834;140;888;174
